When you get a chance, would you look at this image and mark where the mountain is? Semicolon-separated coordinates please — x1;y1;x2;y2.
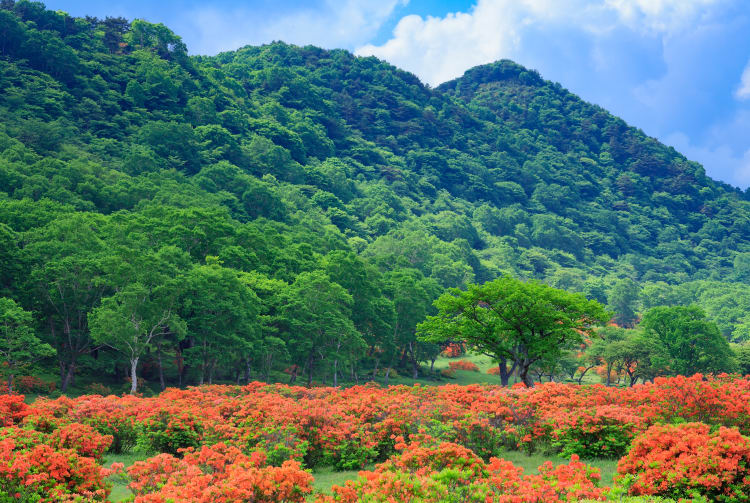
0;2;748;389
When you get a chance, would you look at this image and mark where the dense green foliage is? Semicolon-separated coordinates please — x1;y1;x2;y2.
0;1;748;391
417;277;610;386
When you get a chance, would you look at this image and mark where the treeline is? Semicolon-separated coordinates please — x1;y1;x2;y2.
0;2;750;392
1;204;448;393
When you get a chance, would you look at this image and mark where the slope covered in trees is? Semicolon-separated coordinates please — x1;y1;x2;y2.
0;1;748;391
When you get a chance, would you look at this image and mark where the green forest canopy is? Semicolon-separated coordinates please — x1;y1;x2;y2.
0;1;749;391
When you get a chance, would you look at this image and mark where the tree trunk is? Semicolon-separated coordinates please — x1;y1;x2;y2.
7;373;13;393
372;356;380;381
130;357;139;394
199;340;209;386
244;357;251;384
176;343;185;387
157;343;165;391
59;362;66;391
408;342;418;379
307;353;314;387
61;361;76;393
577;365;594;385
384;366;392;386
498;358;517;387
208;359;216;385
519;360;534;387
333;339;341;387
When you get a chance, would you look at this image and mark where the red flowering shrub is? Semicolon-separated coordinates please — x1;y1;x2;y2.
128;443;313;502
50;422;113;460
15;375;56;394
85;382;113;395
448;360;480;372
617;422;750;502
440;368;455;378
65;394;140;453
137;409;204;455
441;343;465;358
237;422;310;466
0;394;28;426
318;442;608;502
487;366;501;375
0;432;111;501
1;375;747;501
547;405;645;458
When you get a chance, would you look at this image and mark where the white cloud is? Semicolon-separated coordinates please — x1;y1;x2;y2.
605;0;720;34
736;61;750;100
356;2;522;86
355;0;722;86
177;0;407;55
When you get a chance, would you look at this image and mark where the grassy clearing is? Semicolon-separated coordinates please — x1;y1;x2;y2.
311;465;370;494
103;452;151;502
496;450;619;486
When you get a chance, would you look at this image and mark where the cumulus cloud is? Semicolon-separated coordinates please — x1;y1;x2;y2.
355;0;722;86
356;3;520;86
605;0;720;34
177;0;407;55
736;61;750;100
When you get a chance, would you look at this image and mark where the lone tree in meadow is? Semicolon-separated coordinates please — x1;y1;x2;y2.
417;276;610;387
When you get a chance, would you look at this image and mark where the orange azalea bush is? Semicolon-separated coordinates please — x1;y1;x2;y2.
440;343;465;358
440;368;455;378
0;374;748;501
49;422;113;461
448;360;480;372
617;422;750;502
0;425;113;502
128;443;313;502
316;441;608;502
15;375;56;394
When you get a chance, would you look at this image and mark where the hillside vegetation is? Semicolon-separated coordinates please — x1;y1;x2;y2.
0;1;749;392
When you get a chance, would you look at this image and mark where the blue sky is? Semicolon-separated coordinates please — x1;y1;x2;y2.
44;1;750;189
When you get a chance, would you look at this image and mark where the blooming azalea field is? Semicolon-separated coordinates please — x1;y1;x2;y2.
1;374;749;502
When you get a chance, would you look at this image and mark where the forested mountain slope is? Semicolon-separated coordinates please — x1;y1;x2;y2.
1;1;749;389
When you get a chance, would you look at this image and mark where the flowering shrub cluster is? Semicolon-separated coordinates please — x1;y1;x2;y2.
14;375;56;394
128;443;313;502
0;374;747;501
316;441;608;502
617;422;750;502
440;343;465;358
448;360;480;372
0;424;113;501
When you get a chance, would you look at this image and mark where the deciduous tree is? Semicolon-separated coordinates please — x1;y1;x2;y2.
418;276;610;387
